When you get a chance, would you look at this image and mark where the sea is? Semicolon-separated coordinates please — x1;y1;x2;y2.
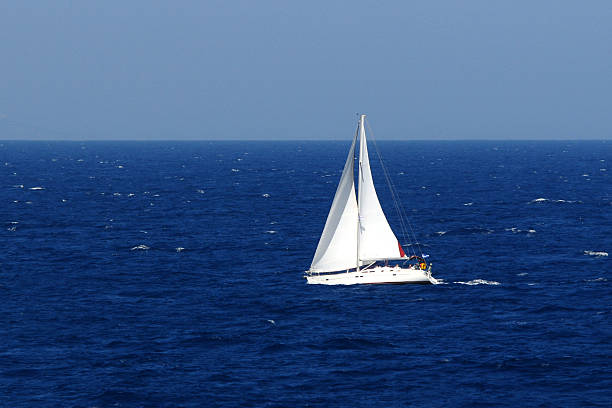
1;140;610;407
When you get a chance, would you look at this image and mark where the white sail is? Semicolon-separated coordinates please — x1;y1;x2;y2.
357;115;405;262
310;134;359;272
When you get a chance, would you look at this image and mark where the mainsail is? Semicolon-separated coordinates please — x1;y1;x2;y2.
357;115;405;262
309;133;359;272
310;115;405;273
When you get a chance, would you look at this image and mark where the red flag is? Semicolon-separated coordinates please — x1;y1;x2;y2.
398;242;406;257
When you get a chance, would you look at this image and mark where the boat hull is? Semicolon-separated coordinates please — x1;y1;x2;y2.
306;266;436;285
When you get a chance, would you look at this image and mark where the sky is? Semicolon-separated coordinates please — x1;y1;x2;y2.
1;0;611;140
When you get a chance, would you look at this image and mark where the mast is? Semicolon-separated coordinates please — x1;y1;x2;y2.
356;114;366;272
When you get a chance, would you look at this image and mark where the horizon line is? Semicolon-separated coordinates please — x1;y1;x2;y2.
0;138;610;142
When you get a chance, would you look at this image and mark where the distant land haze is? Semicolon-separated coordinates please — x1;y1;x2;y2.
1;1;611;140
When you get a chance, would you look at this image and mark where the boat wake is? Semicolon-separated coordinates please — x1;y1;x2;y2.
430;278;447;285
453;279;501;286
430;278;501;286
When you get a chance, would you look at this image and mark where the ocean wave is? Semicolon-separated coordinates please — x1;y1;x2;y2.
529;198;580;204
584;250;608;257
505;227;536;234
28;186;44;190
320;336;390;351
130;244;150;251
585;277;607;282
405;242;429;247
434;227;493;236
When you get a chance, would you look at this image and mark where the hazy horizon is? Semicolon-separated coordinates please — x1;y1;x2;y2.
2;1;611;141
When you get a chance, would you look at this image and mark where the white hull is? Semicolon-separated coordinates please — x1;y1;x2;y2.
306;265;436;285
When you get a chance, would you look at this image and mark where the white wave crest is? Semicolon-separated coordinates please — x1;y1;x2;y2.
584;250;608;257
529;198;579;204
454;279;500;286
585;277;607;282
28;186;44;190
505;227;536;234
131;244;150;251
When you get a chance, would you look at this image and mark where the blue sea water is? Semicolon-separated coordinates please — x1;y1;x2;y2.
0;140;610;407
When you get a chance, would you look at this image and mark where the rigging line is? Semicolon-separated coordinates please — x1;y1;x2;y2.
364;119;413;255
365;119;425;258
363;119;412;243
366;131;416;258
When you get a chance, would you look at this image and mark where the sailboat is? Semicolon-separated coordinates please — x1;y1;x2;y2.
305;114;437;285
